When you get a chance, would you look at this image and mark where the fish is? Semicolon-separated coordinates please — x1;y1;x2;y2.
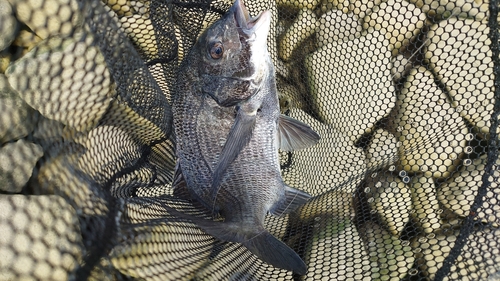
171;0;320;275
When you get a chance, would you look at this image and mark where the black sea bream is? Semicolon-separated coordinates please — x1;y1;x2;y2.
172;0;320;274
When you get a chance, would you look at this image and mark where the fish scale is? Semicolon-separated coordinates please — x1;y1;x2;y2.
171;0;320;274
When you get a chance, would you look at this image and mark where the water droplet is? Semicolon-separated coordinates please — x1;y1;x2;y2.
389;165;396;171
375;181;382;188
399;170;407;177
397;126;403;132
464;103;472;110
371;173;378;178
420;165;428;172
465;133;474;141
440;121;447;127
401;240;410;247
367;197;375;203
465;146;473;154
437;209;443;214
464;159;472;166
364;187;371;193
456;106;463;113
409;269;419;276
402;176;410;183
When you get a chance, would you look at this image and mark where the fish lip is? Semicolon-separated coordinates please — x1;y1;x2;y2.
232;0;271;36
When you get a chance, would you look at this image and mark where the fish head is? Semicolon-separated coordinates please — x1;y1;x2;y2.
194;0;272;106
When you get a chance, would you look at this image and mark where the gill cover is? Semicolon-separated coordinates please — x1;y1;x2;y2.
201;0;271;106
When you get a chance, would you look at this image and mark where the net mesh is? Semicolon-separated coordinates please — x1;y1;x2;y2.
0;0;499;280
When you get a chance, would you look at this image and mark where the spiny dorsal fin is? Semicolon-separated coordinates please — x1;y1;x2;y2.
278;114;320;151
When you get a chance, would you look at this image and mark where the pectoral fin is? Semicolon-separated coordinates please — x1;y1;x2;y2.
270;185;311;216
278;114;320;151
211;110;256;194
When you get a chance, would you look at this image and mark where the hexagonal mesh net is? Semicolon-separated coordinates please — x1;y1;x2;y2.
0;0;499;280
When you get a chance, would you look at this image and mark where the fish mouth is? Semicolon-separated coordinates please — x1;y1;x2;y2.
232;0;271;36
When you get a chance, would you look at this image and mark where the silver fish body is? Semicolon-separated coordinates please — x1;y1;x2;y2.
172;0;319;275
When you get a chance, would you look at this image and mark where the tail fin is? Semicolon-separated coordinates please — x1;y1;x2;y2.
162;206;307;275
242;231;307;275
203;222;307;275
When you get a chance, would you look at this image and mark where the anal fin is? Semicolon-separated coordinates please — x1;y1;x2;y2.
172;162;191;200
270;185;311;216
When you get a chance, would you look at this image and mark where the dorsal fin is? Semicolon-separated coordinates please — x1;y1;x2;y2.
278;114;320;151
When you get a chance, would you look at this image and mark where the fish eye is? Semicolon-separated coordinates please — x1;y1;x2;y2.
209;42;224;59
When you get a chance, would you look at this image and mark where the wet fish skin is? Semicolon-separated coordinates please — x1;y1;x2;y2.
172;0;319;275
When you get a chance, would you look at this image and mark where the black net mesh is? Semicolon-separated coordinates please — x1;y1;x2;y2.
0;0;499;280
